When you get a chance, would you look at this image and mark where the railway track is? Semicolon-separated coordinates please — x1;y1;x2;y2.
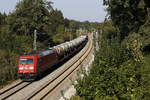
26;37;93;100
0;34;93;100
0;80;32;100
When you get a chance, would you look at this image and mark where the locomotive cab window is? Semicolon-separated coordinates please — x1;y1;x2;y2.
20;58;33;64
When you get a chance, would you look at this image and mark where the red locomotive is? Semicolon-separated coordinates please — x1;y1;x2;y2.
18;35;88;80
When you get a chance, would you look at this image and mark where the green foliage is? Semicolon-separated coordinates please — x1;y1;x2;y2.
0;0;97;87
49;9;65;33
69;96;85;100
52;32;75;44
56;25;65;34
122;33;143;62
70;0;150;100
0;0;64;86
74;20;150;100
104;0;150;40
0;28;33;86
103;0;150;58
0;13;7;25
8;0;51;35
52;33;65;43
75;42;150;100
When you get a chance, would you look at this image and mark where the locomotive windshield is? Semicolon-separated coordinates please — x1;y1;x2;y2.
20;58;33;64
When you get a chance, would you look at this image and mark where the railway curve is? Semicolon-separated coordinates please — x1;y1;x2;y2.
0;33;94;100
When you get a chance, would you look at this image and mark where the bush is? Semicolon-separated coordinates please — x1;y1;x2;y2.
74;21;150;100
75;43;150;100
0;34;33;86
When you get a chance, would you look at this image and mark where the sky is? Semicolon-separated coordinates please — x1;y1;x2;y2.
0;0;107;22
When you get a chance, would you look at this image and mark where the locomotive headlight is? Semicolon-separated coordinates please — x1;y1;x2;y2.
29;66;34;70
19;67;24;70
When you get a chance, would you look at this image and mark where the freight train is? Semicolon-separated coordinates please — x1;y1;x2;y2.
18;35;88;80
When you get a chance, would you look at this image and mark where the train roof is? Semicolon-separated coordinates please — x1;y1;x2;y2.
22;49;55;57
40;50;54;56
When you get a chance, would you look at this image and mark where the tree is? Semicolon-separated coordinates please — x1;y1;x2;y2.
49;9;65;33
103;0;150;40
8;0;52;36
0;13;7;25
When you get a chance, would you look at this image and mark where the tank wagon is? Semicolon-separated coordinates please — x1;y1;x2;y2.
18;35;88;80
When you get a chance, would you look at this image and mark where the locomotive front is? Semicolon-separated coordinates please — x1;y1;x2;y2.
18;55;38;79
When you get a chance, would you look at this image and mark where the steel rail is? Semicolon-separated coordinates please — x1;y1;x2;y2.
0;80;23;95
43;36;93;100
0;82;32;100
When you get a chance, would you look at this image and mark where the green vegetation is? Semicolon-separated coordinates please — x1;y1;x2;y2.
72;0;150;100
0;0;93;87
